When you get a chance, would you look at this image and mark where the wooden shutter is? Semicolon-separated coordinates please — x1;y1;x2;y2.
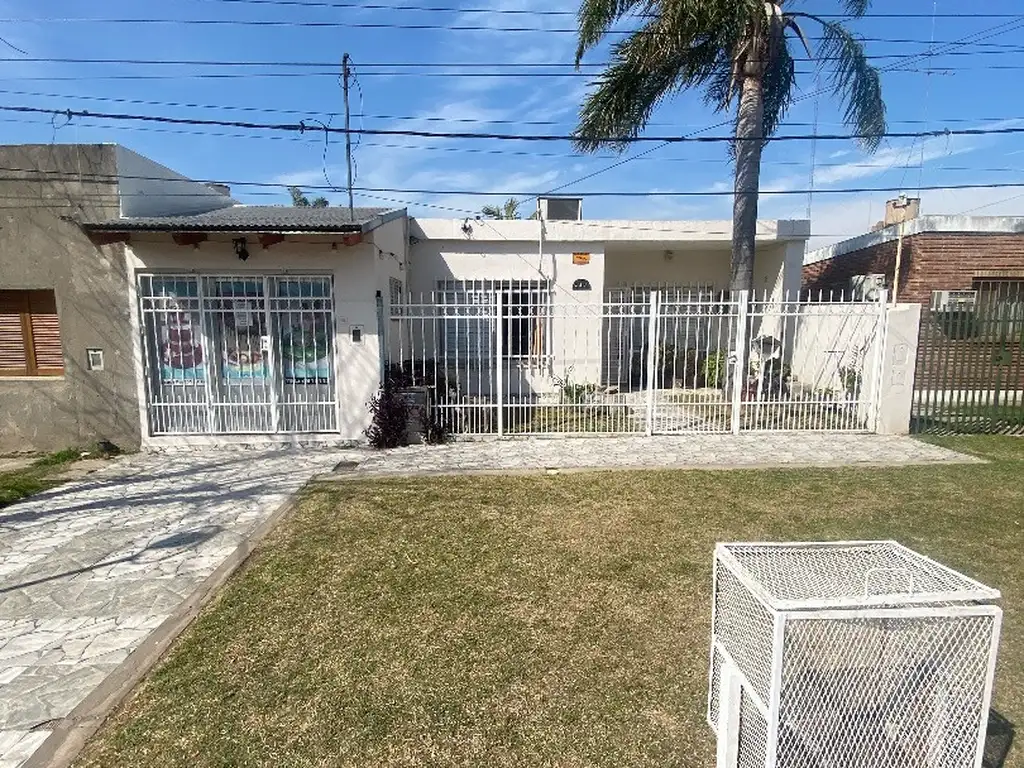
0;290;63;376
27;290;64;375
0;291;30;376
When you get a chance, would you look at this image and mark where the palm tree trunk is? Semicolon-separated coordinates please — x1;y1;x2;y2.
730;70;766;296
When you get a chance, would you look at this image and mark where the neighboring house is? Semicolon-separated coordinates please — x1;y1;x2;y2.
0;143;811;450
803;198;1024;305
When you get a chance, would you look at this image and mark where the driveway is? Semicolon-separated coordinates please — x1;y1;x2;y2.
0;449;342;768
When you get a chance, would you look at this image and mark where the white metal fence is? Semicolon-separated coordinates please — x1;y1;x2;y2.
386;288;888;437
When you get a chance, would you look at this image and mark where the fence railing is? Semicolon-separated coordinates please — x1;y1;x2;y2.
385;289;887;438
913;289;1024;435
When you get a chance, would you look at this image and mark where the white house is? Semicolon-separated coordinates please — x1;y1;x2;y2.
57;146;823;446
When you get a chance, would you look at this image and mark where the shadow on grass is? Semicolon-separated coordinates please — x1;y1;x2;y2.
985;709;1015;768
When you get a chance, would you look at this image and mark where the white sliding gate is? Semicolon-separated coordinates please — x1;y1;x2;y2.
387;288;889;437
138;273;338;436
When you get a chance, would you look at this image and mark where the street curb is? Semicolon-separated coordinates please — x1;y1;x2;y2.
21;489;306;768
312;455;983;482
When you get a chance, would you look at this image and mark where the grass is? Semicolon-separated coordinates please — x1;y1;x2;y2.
0;447;81;508
77;437;1024;768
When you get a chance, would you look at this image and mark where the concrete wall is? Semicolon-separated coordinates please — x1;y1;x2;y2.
126;236;380;444
0;144;141;453
877;304;921;435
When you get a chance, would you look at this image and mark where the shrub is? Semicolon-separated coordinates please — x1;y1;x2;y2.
365;380;411;449
702;351;728;389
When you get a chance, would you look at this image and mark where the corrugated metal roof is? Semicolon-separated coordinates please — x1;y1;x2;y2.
82;205;399;232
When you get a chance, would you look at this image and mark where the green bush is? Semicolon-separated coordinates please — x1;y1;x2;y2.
702;351;728;389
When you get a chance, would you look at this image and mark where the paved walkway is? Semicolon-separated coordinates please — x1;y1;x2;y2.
347;433;978;477
0;449;339;768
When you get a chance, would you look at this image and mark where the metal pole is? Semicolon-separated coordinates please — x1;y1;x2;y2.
644;290;660;436
892;218;905;306
731;290;750;435
375;290;386;387
496;290;504;437
342;53;355;218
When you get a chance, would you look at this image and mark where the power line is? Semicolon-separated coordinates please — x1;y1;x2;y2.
7;47;1024;68
6;104;1024;144
2;166;1024;198
6;86;1023;129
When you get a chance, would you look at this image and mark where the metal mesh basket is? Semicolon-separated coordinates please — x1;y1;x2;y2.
709;541;1002;768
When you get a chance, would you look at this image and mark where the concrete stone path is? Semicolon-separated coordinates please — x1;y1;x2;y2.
347;433;978;477
0;449;340;768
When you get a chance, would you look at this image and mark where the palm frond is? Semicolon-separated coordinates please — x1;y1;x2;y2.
761;38;796;138
575;0;647;64
480;204;501;219
793;13;886;150
574;7;741;152
840;0;871;18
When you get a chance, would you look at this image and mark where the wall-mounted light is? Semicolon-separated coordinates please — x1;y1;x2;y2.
233;237;250;262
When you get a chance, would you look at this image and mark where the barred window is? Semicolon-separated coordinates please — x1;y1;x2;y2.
437;279;550;362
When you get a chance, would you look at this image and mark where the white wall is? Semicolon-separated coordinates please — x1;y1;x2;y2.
408;231;608;391
876;304;921;435
114;146;238;218
125;235;380;443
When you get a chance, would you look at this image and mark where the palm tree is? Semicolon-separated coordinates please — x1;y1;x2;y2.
481;198;524;219
573;0;886;293
289;186;330;208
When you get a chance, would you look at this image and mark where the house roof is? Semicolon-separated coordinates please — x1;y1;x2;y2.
804;214;1024;265
82;205;402;233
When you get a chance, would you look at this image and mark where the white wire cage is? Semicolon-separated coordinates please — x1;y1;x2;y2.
708;541;1002;768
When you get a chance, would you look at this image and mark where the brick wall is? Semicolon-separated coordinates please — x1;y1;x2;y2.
803;231;1024;304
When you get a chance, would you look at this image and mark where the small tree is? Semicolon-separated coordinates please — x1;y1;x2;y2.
365;379;410;449
481;198;540;220
289;186;330;208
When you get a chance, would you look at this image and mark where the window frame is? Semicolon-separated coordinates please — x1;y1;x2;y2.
0;289;64;378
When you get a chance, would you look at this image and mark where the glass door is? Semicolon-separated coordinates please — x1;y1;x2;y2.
202;276;276;433
269;276;337;432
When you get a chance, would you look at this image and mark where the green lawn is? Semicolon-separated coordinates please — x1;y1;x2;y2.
0;448;81;508
78;437;1024;768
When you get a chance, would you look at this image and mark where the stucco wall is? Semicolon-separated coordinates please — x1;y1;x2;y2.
125;236;380;443
408;233;608;388
0;144;141;453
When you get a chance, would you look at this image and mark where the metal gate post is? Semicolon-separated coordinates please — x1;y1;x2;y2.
867;289;889;433
730;290;750;435
496;290;504;437
644;290;660;436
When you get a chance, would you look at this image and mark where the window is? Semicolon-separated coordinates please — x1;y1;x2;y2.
389;277;403;307
0;290;64;377
438;279;550;363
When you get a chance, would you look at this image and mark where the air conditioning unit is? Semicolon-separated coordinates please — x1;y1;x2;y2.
931;289;978;311
538;196;582;220
849;273;886;301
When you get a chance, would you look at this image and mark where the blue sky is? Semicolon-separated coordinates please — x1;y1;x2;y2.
2;0;1024;248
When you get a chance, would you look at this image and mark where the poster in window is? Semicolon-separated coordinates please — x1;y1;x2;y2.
220;299;268;381
280;312;331;385
157;290;206;383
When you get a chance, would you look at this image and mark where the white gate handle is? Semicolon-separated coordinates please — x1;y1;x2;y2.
864;566;915;597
